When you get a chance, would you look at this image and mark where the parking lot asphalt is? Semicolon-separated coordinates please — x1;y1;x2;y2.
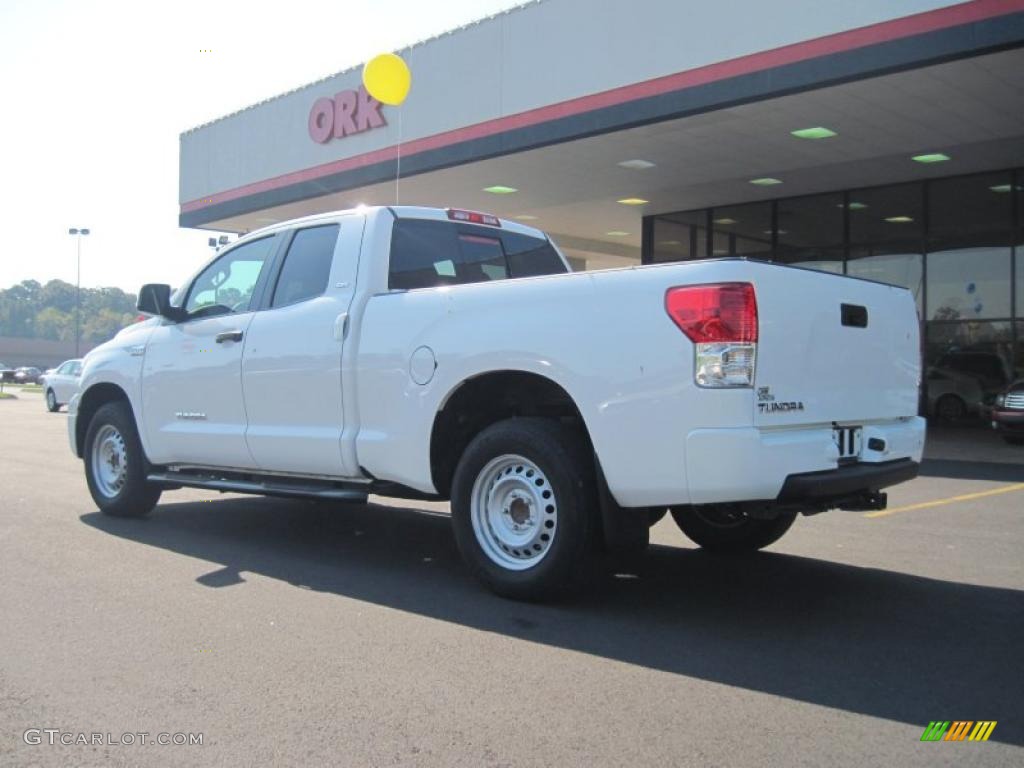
1;392;1022;767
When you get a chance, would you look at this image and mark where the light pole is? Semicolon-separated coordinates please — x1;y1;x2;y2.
68;228;90;357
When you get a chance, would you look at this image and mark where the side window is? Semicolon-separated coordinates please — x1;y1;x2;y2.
503;232;567;278
57;362;72;375
389;220;457;290
70;362;82;376
271;224;339;308
185;236;275;317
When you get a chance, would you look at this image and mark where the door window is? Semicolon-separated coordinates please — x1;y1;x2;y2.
185;237;275;317
271;225;339;308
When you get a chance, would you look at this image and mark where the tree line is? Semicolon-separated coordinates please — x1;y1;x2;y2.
0;280;138;344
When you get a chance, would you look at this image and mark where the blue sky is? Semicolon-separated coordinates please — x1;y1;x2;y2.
0;0;525;293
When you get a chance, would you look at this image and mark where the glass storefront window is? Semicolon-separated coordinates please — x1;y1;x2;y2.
926;320;1014;410
848;182;925;314
1016;322;1024;381
847;247;923;315
849;182;923;247
775;193;844;273
642;169;1024;430
1016;174;1023;328
928;248;1012;321
651;211;707;263
1017;248;1024;327
710;202;772;259
927;173;1012;321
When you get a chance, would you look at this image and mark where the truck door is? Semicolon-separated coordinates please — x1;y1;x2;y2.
142;235;279;468
241;217;362;477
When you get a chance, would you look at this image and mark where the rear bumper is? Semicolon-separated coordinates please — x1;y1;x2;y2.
778;459;919;502
683;416;926;505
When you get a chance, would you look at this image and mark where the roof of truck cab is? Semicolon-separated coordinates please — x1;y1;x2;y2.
241;205;547;243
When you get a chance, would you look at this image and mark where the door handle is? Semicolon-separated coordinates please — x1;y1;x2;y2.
333;312;349;341
215;330;244;344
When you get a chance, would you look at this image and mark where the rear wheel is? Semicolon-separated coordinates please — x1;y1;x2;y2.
84;401;161;517
935;394;966;422
45;389;59;412
670;505;796;553
451;418;599;601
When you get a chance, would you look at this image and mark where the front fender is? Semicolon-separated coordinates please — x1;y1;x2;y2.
74;329;153;457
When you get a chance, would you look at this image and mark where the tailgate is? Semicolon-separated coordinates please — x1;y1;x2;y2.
751;264;920;427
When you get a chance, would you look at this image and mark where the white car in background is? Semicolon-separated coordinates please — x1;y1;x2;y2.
42;359;82;412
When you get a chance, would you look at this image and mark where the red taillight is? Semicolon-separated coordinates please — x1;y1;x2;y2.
665;283;758;343
446;208;502;227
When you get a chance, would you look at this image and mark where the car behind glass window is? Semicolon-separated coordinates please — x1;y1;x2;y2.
389;219;566;290
271;224;339;308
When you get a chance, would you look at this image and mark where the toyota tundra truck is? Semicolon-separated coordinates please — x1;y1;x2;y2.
68;206;925;599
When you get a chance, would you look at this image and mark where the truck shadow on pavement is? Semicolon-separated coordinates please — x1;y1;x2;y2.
82;496;1024;747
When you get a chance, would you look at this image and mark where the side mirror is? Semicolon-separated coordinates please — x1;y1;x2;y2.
137;284;185;322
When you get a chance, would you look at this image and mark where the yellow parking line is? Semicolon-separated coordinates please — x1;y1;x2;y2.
865;483;1024;518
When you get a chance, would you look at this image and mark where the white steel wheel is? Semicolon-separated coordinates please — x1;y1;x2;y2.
83;401;161;517
451;417;599;601
91;424;128;499
470;454;558;570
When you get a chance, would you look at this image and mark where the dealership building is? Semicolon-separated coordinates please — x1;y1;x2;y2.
180;0;1024;403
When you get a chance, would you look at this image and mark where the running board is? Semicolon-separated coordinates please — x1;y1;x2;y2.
147;471;368;503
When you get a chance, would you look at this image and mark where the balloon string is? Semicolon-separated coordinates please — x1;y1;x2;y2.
396;108;402;205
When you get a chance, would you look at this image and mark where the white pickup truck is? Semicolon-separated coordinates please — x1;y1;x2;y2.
69;206;924;599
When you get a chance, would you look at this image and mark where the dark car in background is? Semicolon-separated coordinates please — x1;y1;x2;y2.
991;381;1024;445
13;367;44;385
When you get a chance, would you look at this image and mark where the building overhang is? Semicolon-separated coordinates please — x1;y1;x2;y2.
180;1;1024;267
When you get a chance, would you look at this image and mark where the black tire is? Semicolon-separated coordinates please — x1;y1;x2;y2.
670;505;796;553
934;394;966;422
451;418;600;601
84;401;162;517
45;389;59;412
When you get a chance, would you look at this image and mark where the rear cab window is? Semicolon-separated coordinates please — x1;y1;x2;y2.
388;219;566;290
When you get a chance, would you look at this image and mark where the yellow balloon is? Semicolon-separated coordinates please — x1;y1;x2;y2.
362;53;411;106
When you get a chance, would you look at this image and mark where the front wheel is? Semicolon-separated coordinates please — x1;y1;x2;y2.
451;418;599;601
670;505;795;553
45;389;59;412
84;401;162;517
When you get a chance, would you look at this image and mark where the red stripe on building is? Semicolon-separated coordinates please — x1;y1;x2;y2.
182;0;1024;214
